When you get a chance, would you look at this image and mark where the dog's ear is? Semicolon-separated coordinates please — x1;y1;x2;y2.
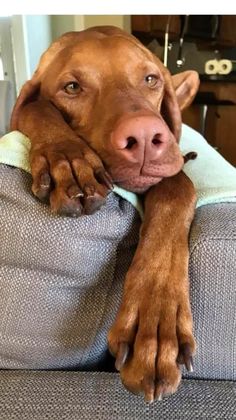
160;65;183;142
160;66;199;142
10;33;76;130
10;75;41;130
10;41;58;130
10;43;60;130
172;71;200;111
10;44;56;130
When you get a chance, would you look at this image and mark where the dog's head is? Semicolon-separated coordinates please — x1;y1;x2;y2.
11;26;199;193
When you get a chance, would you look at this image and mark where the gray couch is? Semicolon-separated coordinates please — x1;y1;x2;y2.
0;163;235;419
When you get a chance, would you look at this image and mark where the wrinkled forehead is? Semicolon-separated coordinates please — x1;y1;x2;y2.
43;36;162;83
75;36;153;59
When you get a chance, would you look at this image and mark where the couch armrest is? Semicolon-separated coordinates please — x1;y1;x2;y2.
189;203;236;381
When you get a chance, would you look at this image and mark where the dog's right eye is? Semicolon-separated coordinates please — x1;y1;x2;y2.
145;75;159;89
64;82;81;95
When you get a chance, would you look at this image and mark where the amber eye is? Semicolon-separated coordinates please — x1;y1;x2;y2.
64;81;81;95
145;74;159;88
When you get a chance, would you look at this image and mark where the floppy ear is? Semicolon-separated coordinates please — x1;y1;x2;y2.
160;66;199;142
10;42;54;130
172;71;200;111
10;75;41;130
160;65;183;143
10;32;77;130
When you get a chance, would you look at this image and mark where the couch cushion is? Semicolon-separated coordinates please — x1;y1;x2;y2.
0;164;140;369
0;370;235;420
0;164;235;381
189;203;236;381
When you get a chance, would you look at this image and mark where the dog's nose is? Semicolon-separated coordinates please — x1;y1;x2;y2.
111;114;170;163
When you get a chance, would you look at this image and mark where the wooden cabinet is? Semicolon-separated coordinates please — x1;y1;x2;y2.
219;16;236;45
205;106;236;165
131;15;236;47
182;82;236;166
131;15;180;39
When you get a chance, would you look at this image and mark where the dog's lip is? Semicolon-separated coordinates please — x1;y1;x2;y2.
113;175;159;183
113;175;163;192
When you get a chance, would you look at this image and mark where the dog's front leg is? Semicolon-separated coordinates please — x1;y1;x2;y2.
108;171;196;402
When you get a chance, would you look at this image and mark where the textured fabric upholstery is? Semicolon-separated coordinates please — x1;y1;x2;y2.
0;371;235;420
189;203;236;381
0;164;235;384
0;164;140;369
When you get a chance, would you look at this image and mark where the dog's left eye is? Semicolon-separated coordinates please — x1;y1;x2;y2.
145;75;159;88
64;82;81;95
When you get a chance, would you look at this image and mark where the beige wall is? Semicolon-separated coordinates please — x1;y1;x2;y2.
51;15;131;39
83;15;131;32
51;15;76;39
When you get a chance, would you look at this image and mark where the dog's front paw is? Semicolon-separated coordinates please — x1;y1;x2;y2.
108;273;195;403
30;139;113;217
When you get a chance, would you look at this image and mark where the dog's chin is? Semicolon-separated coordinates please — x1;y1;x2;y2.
115;176;163;194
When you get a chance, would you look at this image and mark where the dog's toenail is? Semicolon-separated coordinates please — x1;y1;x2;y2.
67;185;83;199
115;342;129;371
157;393;163;401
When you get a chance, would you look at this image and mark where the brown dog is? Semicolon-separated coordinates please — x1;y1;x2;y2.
11;26;199;402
